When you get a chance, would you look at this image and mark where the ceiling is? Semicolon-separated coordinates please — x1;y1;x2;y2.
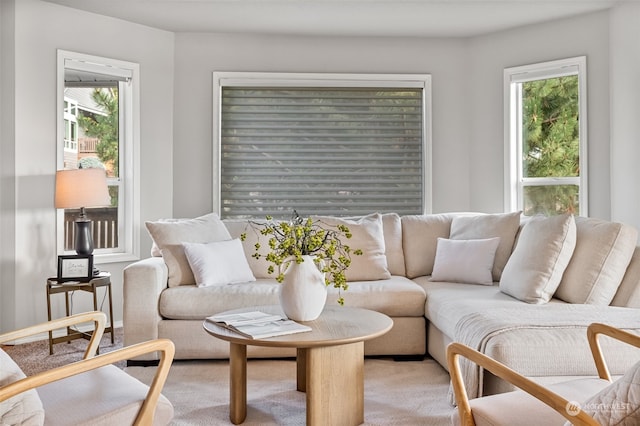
43;0;619;38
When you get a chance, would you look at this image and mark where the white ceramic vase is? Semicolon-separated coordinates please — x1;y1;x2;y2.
279;255;327;321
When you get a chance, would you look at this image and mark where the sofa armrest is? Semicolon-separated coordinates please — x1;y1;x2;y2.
123;257;168;360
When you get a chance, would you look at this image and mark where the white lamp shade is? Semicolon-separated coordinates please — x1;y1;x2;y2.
55;168;111;209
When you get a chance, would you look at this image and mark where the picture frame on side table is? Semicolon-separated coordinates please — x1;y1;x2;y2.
57;255;93;282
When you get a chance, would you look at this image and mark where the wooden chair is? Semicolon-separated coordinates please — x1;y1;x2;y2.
0;311;175;425
447;323;640;426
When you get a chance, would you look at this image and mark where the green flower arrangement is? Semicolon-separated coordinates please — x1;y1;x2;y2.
240;211;362;305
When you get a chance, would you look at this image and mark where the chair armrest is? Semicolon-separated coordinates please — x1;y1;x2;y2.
587;322;640;381
0;311;106;360
446;342;599;426
0;338;175;426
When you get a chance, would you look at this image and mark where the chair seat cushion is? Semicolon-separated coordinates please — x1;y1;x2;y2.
38;365;173;426
458;377;609;426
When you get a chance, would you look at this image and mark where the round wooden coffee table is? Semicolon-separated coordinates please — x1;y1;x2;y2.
203;305;393;425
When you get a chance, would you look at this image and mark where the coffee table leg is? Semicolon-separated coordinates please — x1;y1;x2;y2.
306;342;364;426
229;343;247;424
296;348;307;392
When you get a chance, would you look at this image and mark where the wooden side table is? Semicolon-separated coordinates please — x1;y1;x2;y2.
46;272;114;355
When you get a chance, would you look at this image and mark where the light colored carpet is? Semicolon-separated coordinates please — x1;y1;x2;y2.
126;357;454;425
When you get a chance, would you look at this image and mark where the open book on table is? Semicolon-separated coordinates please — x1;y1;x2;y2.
206;311;312;339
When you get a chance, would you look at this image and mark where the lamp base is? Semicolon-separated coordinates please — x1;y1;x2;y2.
74;219;94;255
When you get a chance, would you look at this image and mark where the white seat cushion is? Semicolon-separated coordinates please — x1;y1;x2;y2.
454;378;609;426
38;365;173;426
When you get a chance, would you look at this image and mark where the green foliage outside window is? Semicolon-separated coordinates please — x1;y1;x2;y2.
78;88;119;177
521;76;580;215
78;88;119;206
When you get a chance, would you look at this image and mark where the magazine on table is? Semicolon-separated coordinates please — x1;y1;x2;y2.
206;311;312;339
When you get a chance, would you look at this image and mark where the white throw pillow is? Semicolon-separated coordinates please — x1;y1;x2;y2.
430;237;500;285
499;214;577;304
565;359;640;426
183;239;256;287
312;213;391;281
449;211;522;281
555;217;638;305
0;349;45;425
146;213;232;287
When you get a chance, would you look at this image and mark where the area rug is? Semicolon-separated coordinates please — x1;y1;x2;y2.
126;357;455;425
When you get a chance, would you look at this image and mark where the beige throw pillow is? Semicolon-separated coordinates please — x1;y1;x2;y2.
499;214;577;304
401;214;453;279
555;217;638;305
146;212;232;287
450;211;522;281
381;213;406;276
313;213;391;281
612;248;640;308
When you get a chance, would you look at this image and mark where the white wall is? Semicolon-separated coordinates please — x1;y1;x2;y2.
3;1;638;333
468;11;611;217
173;11;615;220
172;33;470;217
610;2;640;229
0;0;174;332
0;0;17;333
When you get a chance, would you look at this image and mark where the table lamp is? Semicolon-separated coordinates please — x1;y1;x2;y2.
55;168;111;255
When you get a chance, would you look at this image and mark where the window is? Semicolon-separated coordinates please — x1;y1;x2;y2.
213;72;432;219
504;57;587;216
57;50;140;262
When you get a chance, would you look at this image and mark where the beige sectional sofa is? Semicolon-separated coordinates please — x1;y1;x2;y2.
123;211;640;397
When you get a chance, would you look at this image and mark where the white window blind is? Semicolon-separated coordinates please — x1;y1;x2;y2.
220;86;425;218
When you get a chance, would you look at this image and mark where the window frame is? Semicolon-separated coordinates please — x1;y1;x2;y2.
504;56;588;216
212;72;433;217
56;50;141;263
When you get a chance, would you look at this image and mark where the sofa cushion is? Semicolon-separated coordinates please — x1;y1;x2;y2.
159;275;425;320
160;279;282;319
0;349;45;425
555;217;638;305
569;360;640;426
312;213;391;281
499;214;576;304
146;213;232;287
327;276;426;317
159;276;423;319
183;238;256;287
401;214;453;279
612;247;640;308
431;237;500;285
449;211;521;281
380;213;406;276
